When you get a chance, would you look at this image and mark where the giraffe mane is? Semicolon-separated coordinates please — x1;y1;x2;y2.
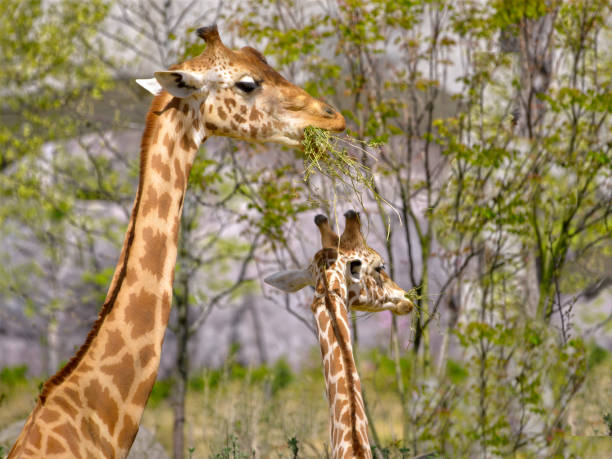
39;91;174;402
319;255;366;458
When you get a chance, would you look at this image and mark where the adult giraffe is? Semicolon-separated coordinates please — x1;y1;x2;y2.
265;211;413;459
8;24;344;458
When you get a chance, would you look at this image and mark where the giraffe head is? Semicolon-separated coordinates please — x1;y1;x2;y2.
136;24;345;147
265;211;414;315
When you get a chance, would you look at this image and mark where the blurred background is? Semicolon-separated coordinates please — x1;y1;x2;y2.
0;0;611;457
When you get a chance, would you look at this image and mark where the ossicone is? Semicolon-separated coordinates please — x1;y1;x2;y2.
196;24;221;45
340;209;365;250
314;214;339;249
344;210;359;221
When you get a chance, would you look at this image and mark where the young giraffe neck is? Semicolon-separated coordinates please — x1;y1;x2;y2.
312;259;371;459
9;92;205;459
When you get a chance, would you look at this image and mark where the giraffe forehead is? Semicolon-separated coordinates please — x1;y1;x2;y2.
181;46;290;87
339;247;382;264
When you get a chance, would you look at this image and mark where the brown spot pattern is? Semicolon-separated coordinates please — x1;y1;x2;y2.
101;328;125;360
328;380;336;401
217;106;227;120
54;395;78;419
157;192;172;220
172;216;180;243
161;292;172;325
139;227;167;279
320;336;329;356
84;379;119;436
224;98;237;111
150;126;160;146
335;399;347;420
77;363;94;374
118;414;138;450
249;107;262;121
318;310;330;332
175;119;184;133
339;409;350;426
30;424;42;449
125;267;138;286
139;344;155;368
46;436;66;454
336;376;347;395
142;187;158;216
132;371;157;406
330;346;342;376
40;408;60;424
180;133;197;151
101;353;135;401
53;422;80;458
205;122;217;131
125;288;158;339
63;387;82;407
233;113;246;123
151;153;171;182
174;158;185;191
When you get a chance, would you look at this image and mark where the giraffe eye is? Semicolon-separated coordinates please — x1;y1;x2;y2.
235;76;259;93
374;264;385;273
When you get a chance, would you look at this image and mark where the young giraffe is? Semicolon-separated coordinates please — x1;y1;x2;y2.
265;211;413;459
8;24;344;459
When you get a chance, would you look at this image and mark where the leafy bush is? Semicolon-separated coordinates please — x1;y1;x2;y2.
148;379;173;408
0;365;28;388
270;358;293;395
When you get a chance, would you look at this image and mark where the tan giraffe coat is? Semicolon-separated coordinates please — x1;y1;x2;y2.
313;249;371;458
9;24;344;459
265;212;413;459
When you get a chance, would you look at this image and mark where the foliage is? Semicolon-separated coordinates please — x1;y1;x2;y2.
287;436;299;458
211;434;254;459
148;379;174;408
604;413;612;436
0;366;28;389
0;0;119;376
1;0;611;457
234;0;612;456
0;0;112;170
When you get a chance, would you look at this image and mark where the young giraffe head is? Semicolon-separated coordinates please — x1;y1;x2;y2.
265;211;413;315
137;24;345;147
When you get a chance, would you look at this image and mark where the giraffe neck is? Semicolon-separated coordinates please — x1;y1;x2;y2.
312;267;371;459
9;92;205;459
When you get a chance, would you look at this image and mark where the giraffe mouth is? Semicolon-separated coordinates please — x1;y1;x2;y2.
393;300;414;315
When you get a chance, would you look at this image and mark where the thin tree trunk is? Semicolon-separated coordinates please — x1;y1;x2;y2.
249;299;268;365
173;289;189;459
46;316;59;376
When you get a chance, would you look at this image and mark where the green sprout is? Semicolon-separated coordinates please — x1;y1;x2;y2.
302;126;398;228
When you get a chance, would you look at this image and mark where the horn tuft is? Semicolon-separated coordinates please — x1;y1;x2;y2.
196;24;221;44
314;214;328;226
344;210;358;220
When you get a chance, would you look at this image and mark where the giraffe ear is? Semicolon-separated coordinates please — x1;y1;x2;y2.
135;78;163;95
347;259;362;283
153;70;206;98
264;269;313;293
